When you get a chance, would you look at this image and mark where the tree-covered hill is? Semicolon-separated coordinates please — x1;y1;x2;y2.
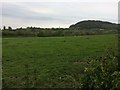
69;20;117;30
2;20;118;37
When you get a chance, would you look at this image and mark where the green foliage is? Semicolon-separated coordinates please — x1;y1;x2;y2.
70;20;117;30
2;29;117;37
2;20;118;37
8;26;12;31
80;48;120;89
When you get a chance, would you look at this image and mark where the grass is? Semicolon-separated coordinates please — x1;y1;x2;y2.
2;34;118;88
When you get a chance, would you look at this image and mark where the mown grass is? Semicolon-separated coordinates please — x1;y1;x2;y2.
2;34;118;88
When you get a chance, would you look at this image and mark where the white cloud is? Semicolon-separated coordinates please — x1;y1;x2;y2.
30;8;54;14
1;0;119;2
1;1;118;28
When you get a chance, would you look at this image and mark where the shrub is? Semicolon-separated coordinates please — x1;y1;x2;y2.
80;48;120;89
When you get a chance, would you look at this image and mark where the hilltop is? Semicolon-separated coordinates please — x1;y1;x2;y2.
69;20;117;30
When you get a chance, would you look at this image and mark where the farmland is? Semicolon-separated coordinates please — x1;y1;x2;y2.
2;34;118;88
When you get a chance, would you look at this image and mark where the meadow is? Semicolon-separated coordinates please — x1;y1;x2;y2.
2;34;118;88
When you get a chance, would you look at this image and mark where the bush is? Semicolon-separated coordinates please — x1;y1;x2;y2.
80;48;120;89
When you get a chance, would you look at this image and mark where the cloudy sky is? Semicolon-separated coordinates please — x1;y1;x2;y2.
1;0;119;28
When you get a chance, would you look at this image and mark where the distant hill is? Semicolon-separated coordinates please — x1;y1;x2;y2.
69;20;117;30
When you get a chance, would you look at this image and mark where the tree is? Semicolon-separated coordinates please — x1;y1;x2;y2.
3;26;6;30
8;26;12;31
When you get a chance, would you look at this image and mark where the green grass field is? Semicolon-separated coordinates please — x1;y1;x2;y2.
2;34;118;88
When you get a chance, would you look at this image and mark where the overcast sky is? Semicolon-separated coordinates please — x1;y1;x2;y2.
1;0;119;28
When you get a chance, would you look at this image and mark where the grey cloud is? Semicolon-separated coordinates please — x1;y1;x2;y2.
2;3;53;21
2;3;75;23
2;2;118;28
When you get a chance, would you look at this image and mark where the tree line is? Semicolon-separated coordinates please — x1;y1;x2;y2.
2;20;118;37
